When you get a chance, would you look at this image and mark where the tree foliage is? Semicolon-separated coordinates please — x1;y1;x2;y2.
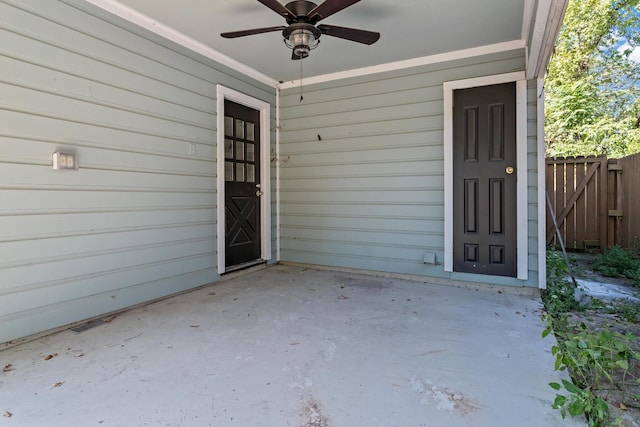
545;0;640;158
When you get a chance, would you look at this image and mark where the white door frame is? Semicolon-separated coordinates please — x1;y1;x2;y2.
443;71;528;280
216;85;272;274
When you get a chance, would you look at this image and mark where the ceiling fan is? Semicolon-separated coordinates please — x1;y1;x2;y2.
221;0;380;60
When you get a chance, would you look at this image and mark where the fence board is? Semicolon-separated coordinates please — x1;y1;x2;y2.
554;161;565;244
546;161;555;247
599;156;608;251
607;159;621;247
573;160;585;249
566;160;576;248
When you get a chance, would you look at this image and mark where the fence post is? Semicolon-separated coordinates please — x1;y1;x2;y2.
607;159;623;247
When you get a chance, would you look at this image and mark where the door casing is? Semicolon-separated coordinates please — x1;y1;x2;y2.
443;72;528;280
216;85;271;274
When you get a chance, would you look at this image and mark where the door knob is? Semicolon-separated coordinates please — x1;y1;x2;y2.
256;190;263;197
505;166;515;175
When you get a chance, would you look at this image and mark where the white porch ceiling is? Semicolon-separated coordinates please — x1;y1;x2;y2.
94;0;529;84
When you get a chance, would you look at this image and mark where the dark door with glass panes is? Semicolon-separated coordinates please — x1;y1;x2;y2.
453;82;517;277
224;100;261;268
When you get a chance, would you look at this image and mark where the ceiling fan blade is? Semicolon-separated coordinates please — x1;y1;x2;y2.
221;26;286;38
308;0;361;23
317;24;380;45
257;0;296;20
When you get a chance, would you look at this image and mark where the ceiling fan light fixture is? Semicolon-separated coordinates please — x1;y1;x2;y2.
284;25;320;58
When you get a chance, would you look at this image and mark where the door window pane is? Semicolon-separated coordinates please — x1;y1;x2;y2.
236;142;245;161
246;143;255;162
247;164;255;183
225;161;234;181
225;139;233;159
235;119;244;139
224;116;233;137
236;163;245;182
246;122;255;141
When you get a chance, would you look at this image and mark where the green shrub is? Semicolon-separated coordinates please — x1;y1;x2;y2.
593;246;640;286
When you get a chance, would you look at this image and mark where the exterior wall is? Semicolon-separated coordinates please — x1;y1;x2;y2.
0;0;276;344
279;49;542;287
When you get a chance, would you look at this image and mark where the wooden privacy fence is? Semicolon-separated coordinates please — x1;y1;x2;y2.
546;153;640;251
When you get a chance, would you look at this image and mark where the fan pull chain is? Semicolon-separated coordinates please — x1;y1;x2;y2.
299;56;304;103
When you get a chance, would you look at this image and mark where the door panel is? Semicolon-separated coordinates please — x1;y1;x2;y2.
453;83;517;277
224;100;261;267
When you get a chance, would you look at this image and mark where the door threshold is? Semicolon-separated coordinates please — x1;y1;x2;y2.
224;260;266;274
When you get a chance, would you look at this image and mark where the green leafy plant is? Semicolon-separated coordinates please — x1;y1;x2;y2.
543;249;581;314
543;317;640;426
549;379;610;427
547;248;570;280
551;326;635;388
593;246;640;286
543;280;581;315
617;302;640;323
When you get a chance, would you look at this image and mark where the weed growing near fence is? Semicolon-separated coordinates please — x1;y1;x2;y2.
543;320;639;426
542;250;580;314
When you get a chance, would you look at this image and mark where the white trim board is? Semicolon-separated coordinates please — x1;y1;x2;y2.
216;85;272;275
275;88;282;262
279;40;526;90
527;0;568;79
537;79;547;289
443;71;528;281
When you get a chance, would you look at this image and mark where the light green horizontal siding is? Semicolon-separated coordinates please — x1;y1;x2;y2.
526;80;542;286
0;0;275;343
280;50;540;286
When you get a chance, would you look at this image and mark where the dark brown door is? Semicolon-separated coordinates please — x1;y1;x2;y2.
453;82;517;277
224;100;261;268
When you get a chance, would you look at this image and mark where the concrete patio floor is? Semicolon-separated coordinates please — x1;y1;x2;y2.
0;264;584;426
